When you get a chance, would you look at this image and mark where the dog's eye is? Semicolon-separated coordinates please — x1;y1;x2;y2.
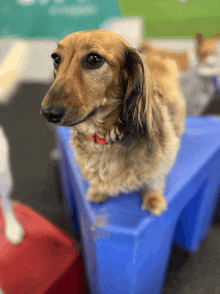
87;53;103;67
51;53;61;69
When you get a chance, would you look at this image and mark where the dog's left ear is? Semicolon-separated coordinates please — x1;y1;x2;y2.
120;46;156;139
195;33;203;44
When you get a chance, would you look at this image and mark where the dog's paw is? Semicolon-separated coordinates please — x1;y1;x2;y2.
141;189;167;216
86;187;109;203
5;218;25;244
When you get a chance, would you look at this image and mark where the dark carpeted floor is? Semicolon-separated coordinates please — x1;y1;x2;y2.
1;82;220;294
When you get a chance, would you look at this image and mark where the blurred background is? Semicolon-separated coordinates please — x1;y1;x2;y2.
0;0;220;293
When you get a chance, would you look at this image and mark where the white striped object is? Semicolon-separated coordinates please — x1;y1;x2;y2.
0;40;30;105
0;126;24;244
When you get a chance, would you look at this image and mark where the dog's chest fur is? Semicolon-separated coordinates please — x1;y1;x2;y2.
69;127;180;195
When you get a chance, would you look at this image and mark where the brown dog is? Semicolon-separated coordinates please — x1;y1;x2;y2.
41;30;185;216
138;39;189;71
195;33;220;64
195;33;220;76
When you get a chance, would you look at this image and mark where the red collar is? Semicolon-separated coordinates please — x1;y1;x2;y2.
86;133;125;145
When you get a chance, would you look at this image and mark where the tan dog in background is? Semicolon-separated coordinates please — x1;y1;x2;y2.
138;39;189;71
139;33;220;73
41;30;185;216
195;33;220;64
195;33;220;76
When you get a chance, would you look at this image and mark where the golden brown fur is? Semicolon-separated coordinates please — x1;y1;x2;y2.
139;39;189;71
195;33;220;64
41;30;186;216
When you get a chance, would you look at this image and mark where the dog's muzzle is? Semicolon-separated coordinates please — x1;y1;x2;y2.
40;106;66;123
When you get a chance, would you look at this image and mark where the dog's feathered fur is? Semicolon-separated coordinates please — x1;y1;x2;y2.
41;30;185;215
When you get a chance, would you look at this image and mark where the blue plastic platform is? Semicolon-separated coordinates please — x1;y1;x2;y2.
55;116;220;294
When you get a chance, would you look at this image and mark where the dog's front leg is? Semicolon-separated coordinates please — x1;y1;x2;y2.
86;185;109;203
141;175;167;216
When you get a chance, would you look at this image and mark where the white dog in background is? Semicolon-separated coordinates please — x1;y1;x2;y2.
0;126;24;244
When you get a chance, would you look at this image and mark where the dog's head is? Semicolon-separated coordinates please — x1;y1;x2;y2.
41;30;157;140
195;33;220;66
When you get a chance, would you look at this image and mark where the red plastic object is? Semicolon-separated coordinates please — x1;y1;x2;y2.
0;203;86;294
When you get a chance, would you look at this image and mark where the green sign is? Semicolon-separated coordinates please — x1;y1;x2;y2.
1;0;121;39
118;0;220;38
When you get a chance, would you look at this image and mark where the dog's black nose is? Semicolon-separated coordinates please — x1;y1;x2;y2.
41;106;66;123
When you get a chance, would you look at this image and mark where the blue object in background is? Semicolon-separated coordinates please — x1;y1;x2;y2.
55;116;220;294
212;76;220;96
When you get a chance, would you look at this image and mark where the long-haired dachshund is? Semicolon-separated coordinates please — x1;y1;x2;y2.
41;30;185;216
